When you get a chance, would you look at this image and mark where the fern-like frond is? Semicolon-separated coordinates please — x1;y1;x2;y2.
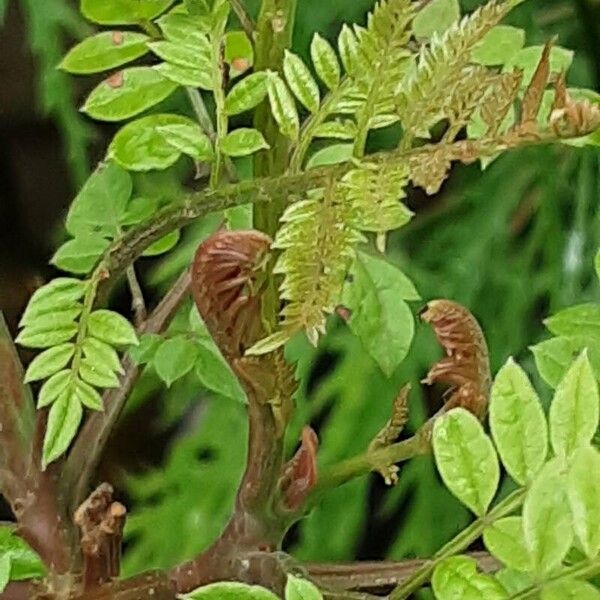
272;185;363;347
396;0;512;137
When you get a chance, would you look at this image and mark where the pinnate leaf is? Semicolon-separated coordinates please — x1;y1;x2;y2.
43;388;83;468
20;279;86;326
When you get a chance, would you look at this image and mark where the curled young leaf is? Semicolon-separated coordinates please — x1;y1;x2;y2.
421;299;491;419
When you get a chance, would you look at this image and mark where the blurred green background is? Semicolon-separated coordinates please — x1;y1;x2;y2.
0;0;599;591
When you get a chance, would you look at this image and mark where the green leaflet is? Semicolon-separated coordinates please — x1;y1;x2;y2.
60;31;150;74
283;50;320;113
489;358;548;485
158;124;214;161
153;336;199;387
549;351;599;457
43;387;83;468
19;279;87;326
109;114;207;171
66;161;132;238
87;310;139;347
310;33;340;90
523;458;573;576
224;31;254;78
38;370;72;408
545;303;600;341
183;582;279;600
267;72;299;140
568;446;600;559
541;579;600;600
142;231;181;257
220;128;269;157
471;25;525;66
483;517;531;572
24;343;75;383
413;0;460;39
194;340;246;402
432;556;508;600
341;251;419;377
82;67;178;122
51;236;111;275
432;408;500;516
225;72;269;116
285;575;324;600
80;0;174;24
0;527;45;592
505;45;574;88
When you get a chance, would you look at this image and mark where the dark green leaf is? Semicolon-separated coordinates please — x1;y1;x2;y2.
51;235;110;274
60;31;150;74
154;336;199;387
433;408;500;516
42;388;83;467
82;67;178;122
88;310;139;347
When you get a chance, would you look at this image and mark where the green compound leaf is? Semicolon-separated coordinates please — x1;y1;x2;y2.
42;388;83;468
285;575;323;600
310;33;340;90
51;236;111;275
568;446;600;559
109;114;201;171
225;72;269;116
471;25;525;65
82;67;178;122
341;251;419;377
81;0;174;25
153;336;199;387
87;310;138;347
66;161;132;238
413;0;460;39
433;408;500;517
158;123;213;161
483;517;531;572
267;72;299;140
489;358;548;485
283;50;320;113
432;555;508;600
523;458;573;576
220;128;269;157
24;343;75;383
60;31;150;74
549;351;599;457
38;370;72;408
541;579;600;600
184;581;279;600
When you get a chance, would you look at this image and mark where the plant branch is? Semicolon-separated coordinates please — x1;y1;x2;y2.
306;551;500;593
389;487;527;599
126;265;146;326
62;268;192;515
229;0;255;40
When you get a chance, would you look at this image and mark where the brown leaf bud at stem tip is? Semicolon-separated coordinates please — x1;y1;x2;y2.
421;299;490;420
336;305;352;322
280;426;319;511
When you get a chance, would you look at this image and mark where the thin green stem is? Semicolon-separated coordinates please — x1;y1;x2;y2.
389;487;527;599
210;40;229;188
70;273;101;379
508;557;600;599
